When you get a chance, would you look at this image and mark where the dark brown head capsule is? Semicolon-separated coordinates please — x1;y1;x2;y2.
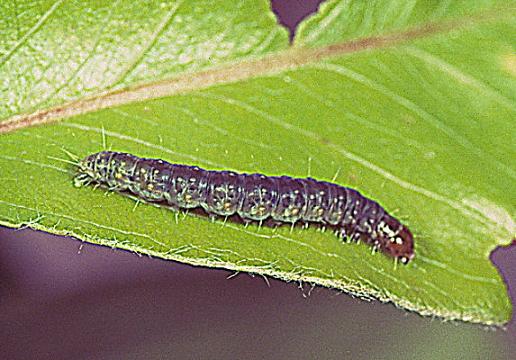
374;214;414;264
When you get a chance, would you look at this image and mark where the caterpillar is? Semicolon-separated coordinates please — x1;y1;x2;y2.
74;151;415;263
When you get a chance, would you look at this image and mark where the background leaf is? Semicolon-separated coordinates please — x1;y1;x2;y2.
0;0;514;325
0;0;287;120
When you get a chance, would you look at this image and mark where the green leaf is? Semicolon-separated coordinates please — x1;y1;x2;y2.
0;0;514;325
0;0;287;120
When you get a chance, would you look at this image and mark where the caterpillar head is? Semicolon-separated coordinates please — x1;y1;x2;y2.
74;151;111;187
375;215;414;264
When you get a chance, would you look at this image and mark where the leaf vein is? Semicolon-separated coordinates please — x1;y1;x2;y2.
0;0;64;67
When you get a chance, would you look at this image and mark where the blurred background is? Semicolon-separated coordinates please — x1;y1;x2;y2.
1;1;515;359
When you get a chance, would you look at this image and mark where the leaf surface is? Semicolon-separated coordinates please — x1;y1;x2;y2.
0;0;514;325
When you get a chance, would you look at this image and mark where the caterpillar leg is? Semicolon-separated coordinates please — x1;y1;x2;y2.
73;173;91;187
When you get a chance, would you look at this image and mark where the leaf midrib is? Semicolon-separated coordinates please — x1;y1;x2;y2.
0;9;509;134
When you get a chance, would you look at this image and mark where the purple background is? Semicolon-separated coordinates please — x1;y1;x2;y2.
1;1;515;358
